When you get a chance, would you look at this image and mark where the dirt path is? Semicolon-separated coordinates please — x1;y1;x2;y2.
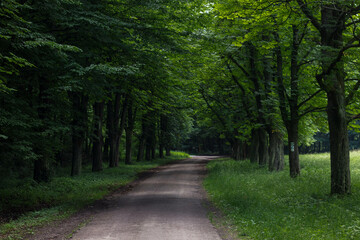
28;156;237;240
69;156;222;240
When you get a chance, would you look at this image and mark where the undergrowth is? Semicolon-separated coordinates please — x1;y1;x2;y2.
204;151;360;240
0;151;189;240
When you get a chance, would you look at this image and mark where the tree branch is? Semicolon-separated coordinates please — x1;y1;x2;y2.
225;62;252;118
348;113;360;124
225;62;246;92
299;107;326;118
298;89;323;109
316;42;360;84
345;18;360;28
346;79;360;105
199;88;228;129
295;0;321;31
227;55;250;78
348;4;360;18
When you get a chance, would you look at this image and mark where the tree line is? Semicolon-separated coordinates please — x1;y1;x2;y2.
0;0;199;183
190;0;360;195
2;0;360;196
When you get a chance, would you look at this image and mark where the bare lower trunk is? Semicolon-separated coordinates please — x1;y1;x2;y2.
145;144;151;161
231;139;242;161
103;137;109;163
151;146;156;160
145;118;155;161
108;94;120;167
288;123;300;177
34;82;51;182
137;137;145;161
250;129;259;164
108;93;128;167
125;100;136;165
159;144;164;158
71;135;82;176
159;115;166;158
166;148;171;156
114;134;121;166
34;158;49;182
258;128;268;166
71;93;88;176
125;128;133;164
268;131;284;171
327;89;351;194
92;102;104;172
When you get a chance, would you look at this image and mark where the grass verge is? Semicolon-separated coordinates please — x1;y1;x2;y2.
204;151;360;240
0;151;189;240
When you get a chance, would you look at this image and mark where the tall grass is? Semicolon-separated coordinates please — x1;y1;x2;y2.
204;151;360;240
0;151;189;240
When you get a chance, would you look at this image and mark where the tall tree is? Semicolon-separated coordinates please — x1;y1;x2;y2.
294;0;360;194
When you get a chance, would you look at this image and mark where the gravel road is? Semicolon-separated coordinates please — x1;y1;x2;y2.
71;156;223;240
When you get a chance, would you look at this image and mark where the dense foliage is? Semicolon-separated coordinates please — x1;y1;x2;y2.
2;0;360;235
187;0;360;195
0;0;198;184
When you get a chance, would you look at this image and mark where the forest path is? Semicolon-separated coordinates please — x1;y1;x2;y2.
71;156;223;240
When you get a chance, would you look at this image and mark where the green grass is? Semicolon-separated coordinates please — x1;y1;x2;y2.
204;151;360;240
0;151;189;240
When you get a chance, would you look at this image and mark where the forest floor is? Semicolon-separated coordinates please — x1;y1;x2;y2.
22;156;239;240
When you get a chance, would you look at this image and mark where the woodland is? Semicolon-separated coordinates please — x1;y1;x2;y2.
2;0;360;237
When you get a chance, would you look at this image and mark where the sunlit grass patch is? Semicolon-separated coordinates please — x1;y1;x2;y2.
204;151;360;240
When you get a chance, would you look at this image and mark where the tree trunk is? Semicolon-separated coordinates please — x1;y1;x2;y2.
321;5;350;194
107;94;119;167
288;121;300;177
83;129;92;164
150;120;156;160
241;142;248;160
103;137;109;163
33;158;50;183
231;139;242;160
151;145;156;160
71;93;88;176
166;148;171;156
163;115;172;157
258;127;268;166
108;93;128;167
114;95;128;166
248;44;269;166
159;115;166;158
34;82;51;182
125;126;133;164
137;114;147;161
125;99;136;165
327;90;350;194
144;112;156;161
145;144;151;161
274;25;302;177
268;131;284;171
159;144;164;158
92;101;104;172
250;129;259;164
137;137;145;161
71;133;82;176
